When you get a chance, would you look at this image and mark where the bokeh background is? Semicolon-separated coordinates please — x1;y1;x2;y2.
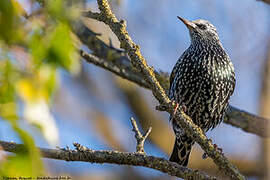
1;0;270;179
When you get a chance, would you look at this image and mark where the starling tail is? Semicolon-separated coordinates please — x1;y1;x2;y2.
170;136;194;166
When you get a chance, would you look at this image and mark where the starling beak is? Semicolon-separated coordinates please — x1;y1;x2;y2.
177;16;195;29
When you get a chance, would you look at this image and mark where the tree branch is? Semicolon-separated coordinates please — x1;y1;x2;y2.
225;106;269;137
0;118;218;179
82;1;245;179
0;141;215;180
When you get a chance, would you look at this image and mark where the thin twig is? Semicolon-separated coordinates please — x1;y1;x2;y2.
0;140;217;180
130;117;152;154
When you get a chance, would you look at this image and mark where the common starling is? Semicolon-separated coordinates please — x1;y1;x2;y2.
169;17;235;166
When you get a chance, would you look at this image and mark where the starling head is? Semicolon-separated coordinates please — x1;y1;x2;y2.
177;16;220;45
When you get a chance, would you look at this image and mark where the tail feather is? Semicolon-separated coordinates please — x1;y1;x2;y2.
169;137;193;166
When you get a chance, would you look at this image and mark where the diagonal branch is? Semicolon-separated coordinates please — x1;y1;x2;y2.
83;1;245;179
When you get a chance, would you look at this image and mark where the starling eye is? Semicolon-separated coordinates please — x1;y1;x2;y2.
196;24;207;30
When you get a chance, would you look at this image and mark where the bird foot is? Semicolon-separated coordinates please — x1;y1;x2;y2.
170;101;187;123
213;144;223;153
202;139;223;159
181;104;187;113
208;139;223;153
173;102;179;116
172;101;187;116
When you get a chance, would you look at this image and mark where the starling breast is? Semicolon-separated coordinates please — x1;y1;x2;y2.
169;17;235;166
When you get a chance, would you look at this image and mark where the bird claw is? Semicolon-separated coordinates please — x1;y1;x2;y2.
173;102;179;116
209;138;223;153
172;101;187;115
202;139;223;159
213;144;223;153
181;104;187;113
170;101;188;124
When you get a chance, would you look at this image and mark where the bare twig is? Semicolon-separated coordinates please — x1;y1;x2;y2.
83;1;245;179
0;140;217;180
130;117;152;154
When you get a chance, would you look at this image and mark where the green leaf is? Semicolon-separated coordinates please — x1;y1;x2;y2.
0;0;19;43
29;28;47;67
46;23;80;73
45;0;80;24
0;61;18;120
29;23;80;73
0;123;44;176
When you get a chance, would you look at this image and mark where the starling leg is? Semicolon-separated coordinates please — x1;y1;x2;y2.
169;102;179;123
171;101;188;124
172;101;187;116
173;101;179;116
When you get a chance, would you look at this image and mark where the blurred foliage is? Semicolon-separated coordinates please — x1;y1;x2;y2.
0;0;20;43
0;0;81;177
